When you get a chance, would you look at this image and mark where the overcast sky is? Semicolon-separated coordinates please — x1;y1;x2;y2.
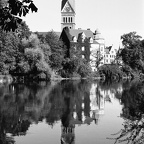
23;0;144;48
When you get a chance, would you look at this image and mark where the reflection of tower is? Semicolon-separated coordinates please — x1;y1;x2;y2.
61;96;75;144
61;124;75;144
90;84;105;124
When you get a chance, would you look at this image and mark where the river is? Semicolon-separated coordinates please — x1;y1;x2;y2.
0;79;144;144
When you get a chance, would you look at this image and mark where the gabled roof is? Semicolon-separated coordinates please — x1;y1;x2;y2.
104;46;112;53
105;46;112;51
93;40;99;44
60;27;105;45
105;48;110;54
69;29;94;40
60;27;72;42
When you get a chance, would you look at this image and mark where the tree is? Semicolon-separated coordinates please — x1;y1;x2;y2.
98;64;123;80
0;22;33;75
0;26;53;80
120;32;144;72
58;40;92;78
23;34;52;80
0;28;21;74
37;31;65;71
0;0;38;31
121;32;142;48
91;50;103;68
16;21;31;39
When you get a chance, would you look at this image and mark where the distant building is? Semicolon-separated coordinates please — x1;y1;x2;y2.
100;45;117;66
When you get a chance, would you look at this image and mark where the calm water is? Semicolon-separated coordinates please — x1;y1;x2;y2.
0;80;144;144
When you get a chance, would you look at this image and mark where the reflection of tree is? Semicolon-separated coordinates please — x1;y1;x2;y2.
46;80;92;126
0;116;15;144
0;82;55;143
0;111;31;143
0;134;15;144
46;80;92;144
0;79;125;144
108;81;144;144
98;80;124;102
99;80;122;92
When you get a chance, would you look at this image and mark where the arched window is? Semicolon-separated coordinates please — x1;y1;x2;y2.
71;17;72;23
69;17;71;23
66;17;67;23
63;17;65;23
81;33;86;42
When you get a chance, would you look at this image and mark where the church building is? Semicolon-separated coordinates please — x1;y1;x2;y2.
60;0;117;71
37;0;117;71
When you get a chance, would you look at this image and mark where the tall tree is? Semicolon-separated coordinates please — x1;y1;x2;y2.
0;22;32;75
0;29;21;74
23;33;52;80
121;32;142;48
90;50;103;68
37;31;65;71
120;32;143;71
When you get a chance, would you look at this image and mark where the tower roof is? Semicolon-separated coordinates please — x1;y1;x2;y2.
61;0;75;11
61;0;68;10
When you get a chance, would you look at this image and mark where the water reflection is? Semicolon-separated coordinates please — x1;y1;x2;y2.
0;80;132;144
108;81;144;144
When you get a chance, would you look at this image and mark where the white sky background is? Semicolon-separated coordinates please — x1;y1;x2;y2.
23;0;144;49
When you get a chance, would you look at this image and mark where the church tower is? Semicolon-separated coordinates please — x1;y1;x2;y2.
61;0;76;30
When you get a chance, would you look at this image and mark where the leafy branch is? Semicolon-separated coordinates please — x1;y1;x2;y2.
0;0;38;31
107;117;144;144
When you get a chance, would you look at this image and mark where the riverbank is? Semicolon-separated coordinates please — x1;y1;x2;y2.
0;73;134;84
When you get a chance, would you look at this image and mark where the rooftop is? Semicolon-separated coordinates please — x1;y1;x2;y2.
69;29;94;39
61;0;75;12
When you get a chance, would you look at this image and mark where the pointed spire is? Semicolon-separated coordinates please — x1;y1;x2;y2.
61;0;68;10
61;0;75;12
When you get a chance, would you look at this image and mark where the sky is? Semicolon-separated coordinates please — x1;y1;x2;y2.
23;0;144;49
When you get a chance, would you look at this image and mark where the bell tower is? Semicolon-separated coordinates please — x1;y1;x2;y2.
61;0;76;30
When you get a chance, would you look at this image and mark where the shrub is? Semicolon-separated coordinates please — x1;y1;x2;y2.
98;64;123;80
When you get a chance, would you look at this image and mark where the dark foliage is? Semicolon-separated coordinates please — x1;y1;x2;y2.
0;0;38;31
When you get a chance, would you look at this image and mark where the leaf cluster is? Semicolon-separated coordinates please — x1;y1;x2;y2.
0;0;38;31
98;64;123;80
36;31;65;70
120;32;144;72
